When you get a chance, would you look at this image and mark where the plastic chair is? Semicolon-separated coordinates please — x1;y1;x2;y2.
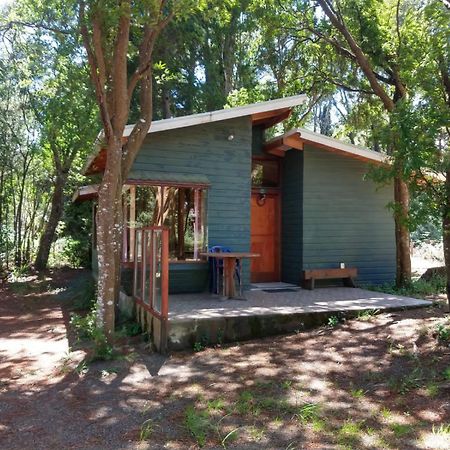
208;246;241;296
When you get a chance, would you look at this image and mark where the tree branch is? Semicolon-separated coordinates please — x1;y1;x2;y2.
111;0;131;134
316;0;396;111
79;1;113;140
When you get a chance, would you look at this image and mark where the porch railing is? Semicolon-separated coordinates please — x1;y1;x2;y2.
132;226;169;351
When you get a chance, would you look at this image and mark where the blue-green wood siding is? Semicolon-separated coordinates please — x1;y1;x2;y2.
281;150;303;284
168;262;209;294
302;146;396;284
251;126;265;156
130;117;252;291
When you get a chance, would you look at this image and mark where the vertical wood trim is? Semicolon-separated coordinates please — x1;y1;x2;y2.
133;230;139;297
161;228;169;319
122;194;128;261
193;189;200;259
141;230;146;302
159;186;165;225
129;185;136;261
149;230;154;307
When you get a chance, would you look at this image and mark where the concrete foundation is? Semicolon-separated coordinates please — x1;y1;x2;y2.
119;287;432;352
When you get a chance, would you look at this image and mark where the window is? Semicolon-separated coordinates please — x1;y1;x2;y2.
251;159;279;187
122;184;207;262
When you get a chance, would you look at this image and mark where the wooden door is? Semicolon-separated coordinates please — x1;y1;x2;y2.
250;192;280;282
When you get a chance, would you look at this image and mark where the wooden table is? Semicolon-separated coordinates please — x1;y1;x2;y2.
200;252;260;299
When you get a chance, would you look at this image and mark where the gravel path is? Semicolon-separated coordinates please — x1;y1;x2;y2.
0;269;448;450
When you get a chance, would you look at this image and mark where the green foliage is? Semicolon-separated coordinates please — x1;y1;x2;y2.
70;308;114;360
350;388;365;399
327;315;340;327
390;423;414;437
443;367;450;381
425;382;439;398
184;405;210;447
0;0;97;271
71;276;96;311
70;310;97;340
435;322;450;343
193;334;209;352
388;367;424;395
367;276;446;298
59;201;93;268
338;420;362;448
116;321;142;337
295;402;320;423
356;309;380;321
139;419;154;441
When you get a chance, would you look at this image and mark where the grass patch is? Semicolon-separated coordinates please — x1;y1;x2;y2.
221;428;240;447
390;423;414;437
350;388;365;399
442;367;450;380
388;367;424;394
184;405;210;447
337;420;363;448
380;407;392;420
140;419;154;441
432;423;450;435
247;425;265;441
366;276;445;298
311;418;327;432
356;309;380;321
236;391;254;415
207;398;225;412
295;403;320;423
421;423;450;449
426;382;439;398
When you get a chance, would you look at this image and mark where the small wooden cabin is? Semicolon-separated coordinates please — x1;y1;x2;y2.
76;96;395;296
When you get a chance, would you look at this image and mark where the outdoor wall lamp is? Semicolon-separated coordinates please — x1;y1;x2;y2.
257;188;266;206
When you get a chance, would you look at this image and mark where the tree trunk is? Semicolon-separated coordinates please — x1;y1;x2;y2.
394;176;411;287
442;171;450;312
161;86;171;119
34;171;68;270
96;136;123;342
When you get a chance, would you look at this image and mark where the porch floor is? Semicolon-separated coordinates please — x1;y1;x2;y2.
164;286;431;350
168;286;431;321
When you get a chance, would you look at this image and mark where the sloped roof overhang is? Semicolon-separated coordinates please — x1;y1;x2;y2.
84;95;308;175
263;128;389;165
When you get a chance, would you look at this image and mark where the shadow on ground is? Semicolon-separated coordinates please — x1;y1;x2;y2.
0;269;449;449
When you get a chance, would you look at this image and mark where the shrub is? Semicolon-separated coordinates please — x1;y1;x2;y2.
435;322;450;343
366;276;446;298
70;308;114;360
71;277;96;311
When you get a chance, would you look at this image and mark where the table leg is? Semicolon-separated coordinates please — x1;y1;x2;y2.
238;258;243;297
223;258;236;298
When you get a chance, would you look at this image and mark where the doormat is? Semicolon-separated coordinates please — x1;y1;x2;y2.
262;288;298;293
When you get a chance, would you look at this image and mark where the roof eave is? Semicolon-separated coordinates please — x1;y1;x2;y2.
82;95;308;176
263;128;389;165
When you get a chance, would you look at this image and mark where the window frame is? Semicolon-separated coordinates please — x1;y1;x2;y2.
122;180;208;264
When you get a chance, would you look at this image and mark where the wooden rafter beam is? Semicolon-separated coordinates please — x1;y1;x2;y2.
262;131;304;157
252;108;292;128
72;184;100;202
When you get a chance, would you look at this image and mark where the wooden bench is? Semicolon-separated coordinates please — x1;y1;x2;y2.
302;267;357;290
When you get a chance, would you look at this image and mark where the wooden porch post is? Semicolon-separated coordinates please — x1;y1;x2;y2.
129;185;136;261
160;228;170;353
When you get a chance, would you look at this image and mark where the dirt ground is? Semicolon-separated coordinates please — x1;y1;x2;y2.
0;269;449;450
